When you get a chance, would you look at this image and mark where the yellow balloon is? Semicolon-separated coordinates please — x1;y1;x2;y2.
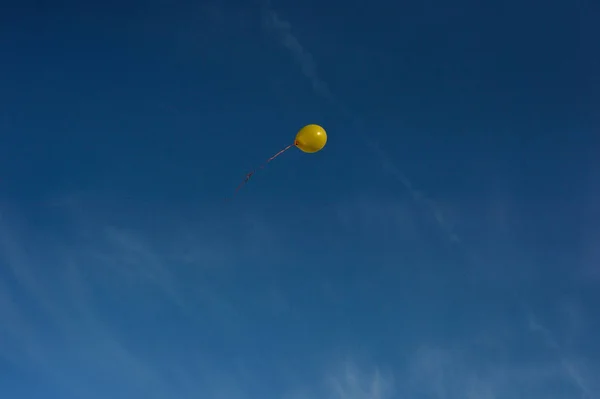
294;124;327;153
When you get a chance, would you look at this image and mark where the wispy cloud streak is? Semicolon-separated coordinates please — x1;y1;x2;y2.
259;5;598;399
260;5;462;246
526;310;595;398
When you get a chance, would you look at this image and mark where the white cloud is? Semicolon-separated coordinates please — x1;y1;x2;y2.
326;361;394;399
280;360;394;399
400;344;596;399
2;4;597;399
2;195;599;399
0;201;243;398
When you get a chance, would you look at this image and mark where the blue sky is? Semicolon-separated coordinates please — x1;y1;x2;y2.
1;0;599;398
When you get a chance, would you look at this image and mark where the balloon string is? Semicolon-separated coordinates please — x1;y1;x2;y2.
264;143;294;164
226;143;294;201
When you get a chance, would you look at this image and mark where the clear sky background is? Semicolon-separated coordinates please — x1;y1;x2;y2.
1;0;599;398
